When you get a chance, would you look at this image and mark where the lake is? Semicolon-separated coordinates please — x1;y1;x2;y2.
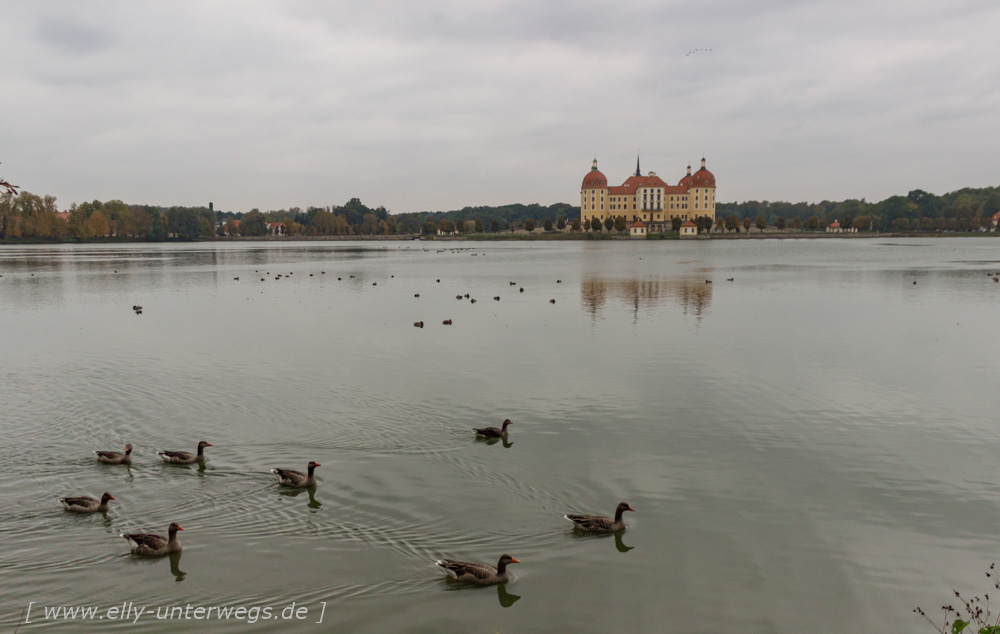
2;238;999;632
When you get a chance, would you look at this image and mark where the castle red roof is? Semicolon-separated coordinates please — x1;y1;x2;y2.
582;159;608;189
582;169;608;189
690;167;715;188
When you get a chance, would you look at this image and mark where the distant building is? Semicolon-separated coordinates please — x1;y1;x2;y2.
680;220;698;238
827;220;856;233
581;156;717;233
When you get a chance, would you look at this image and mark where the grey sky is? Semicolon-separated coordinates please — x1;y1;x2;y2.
2;0;998;214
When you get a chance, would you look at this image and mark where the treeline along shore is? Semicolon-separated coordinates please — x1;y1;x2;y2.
1;185;998;242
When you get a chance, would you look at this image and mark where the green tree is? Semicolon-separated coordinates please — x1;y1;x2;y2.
543;217;553;231
557;217;566;230
604;216;614;232
438;218;454;234
755;215;766;233
614;216;626;233
805;215;820;231
583;218;591;231
166;208;201;239
776;216;786;230
240;210;267;236
525;218;535;233
725;215;739;232
671;216;682;232
571;218;581;231
475;217;484;233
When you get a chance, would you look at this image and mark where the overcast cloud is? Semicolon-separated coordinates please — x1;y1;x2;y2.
2;0;998;213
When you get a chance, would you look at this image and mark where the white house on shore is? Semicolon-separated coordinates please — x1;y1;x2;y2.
630;218;647;239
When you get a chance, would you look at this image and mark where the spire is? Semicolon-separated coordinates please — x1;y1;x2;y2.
701;157;706;170
635;152;641;177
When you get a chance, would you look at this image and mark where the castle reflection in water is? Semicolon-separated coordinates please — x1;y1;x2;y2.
580;275;713;321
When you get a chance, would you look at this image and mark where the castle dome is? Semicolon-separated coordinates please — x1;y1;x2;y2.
678;164;693;188
690;158;716;187
582;158;608;189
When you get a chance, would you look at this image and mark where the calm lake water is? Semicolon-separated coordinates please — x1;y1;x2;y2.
2;238;999;633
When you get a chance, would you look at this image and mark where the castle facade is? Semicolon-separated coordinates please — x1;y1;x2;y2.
580;157;716;232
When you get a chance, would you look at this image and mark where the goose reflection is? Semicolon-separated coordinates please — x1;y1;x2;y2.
614;531;634;553
496;583;521;608
568;529;634;553
169;552;186;582
440;579;521;608
279;487;321;509
480;436;514;449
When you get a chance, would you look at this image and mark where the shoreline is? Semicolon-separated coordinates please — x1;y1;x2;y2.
1;231;995;245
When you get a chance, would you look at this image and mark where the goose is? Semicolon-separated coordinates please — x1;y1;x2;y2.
436;554;519;585
270;461;320;488
474;419;512;438
564;502;635;533
95;443;133;464
60;492;115;513
158;441;212;465
122;523;183;556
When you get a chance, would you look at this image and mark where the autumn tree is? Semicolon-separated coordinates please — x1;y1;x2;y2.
88;210;110;237
755;215;767;233
524;218;535;232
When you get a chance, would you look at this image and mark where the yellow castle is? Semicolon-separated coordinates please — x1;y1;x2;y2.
580;156;716;232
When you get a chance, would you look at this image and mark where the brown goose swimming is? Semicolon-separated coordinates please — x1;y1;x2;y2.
122;522;183;556
270;461;320;488
564;502;635;533
60;492;115;513
95;444;132;464
436;554;519;585
158;441;212;464
473;419;513;438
